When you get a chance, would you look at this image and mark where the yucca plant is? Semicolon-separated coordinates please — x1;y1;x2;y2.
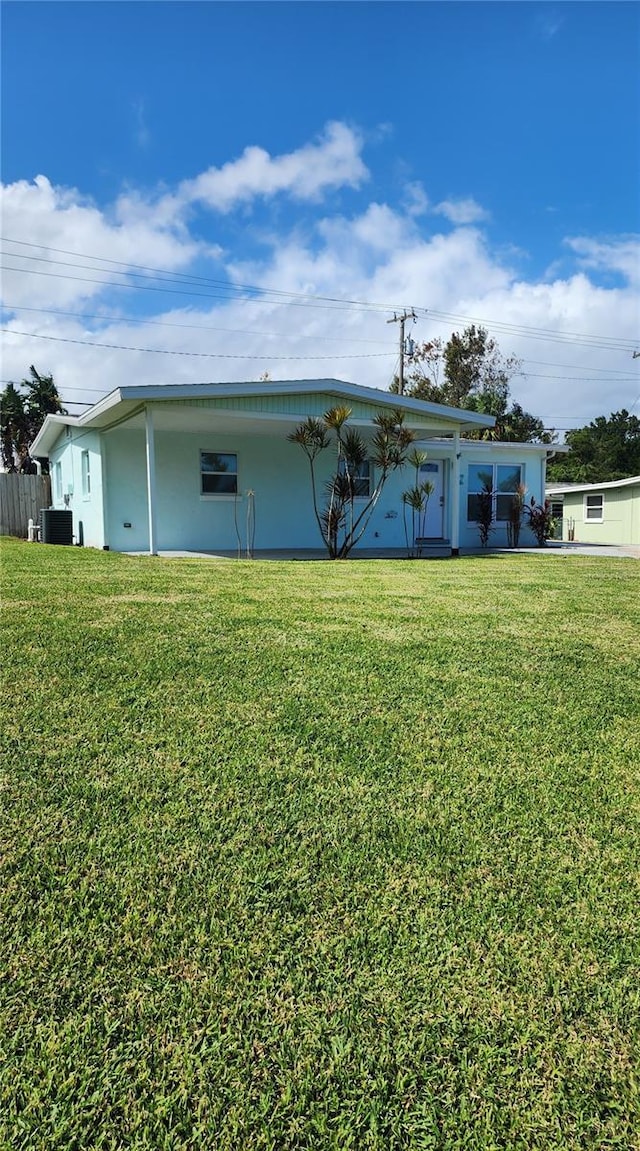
506;483;527;548
289;406;414;558
402;450;435;557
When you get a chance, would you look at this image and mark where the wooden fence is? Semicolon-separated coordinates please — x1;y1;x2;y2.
0;473;52;538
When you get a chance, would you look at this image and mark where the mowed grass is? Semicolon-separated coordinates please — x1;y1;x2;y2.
1;539;640;1151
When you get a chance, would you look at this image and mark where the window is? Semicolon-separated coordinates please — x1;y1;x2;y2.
584;493;604;522
338;457;371;498
200;451;238;495
467;463;522;522
81;451;91;497
54;461;62;502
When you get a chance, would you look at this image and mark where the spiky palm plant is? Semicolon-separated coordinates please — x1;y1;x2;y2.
402;450;435;556
289;407;415;558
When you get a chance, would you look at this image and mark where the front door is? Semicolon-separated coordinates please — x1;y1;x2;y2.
418;460;444;537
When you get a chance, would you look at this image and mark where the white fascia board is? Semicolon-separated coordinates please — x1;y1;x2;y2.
547;475;640;495
30;414;79;457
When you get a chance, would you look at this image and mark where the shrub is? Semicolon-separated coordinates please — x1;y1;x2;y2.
525;496;556;547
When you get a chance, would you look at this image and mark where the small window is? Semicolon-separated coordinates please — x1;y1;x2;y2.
81;451;91;497
585;493;604;521
54;461;63;502
339;458;371;499
201;451;238;495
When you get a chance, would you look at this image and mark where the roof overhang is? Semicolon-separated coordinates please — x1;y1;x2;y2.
547;474;640;495
30;378;496;457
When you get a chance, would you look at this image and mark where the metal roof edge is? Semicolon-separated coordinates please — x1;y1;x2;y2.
104;378;497;428
546;475;640;494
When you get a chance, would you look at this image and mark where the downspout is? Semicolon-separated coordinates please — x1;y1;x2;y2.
451;430;461;556
145;405;158;556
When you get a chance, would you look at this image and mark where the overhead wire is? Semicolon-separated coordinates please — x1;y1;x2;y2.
0;328;397;360
0;239;399;312
2;235;638;351
0;302;392;346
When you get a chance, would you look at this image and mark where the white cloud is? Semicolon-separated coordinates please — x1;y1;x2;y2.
564;235;640;287
175;121;369;214
1;131;637;433
0;175;204;308
432;198;490;225
403;181;430;218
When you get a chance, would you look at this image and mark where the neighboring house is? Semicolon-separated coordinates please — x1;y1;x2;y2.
30;378;560;555
546;476;640;547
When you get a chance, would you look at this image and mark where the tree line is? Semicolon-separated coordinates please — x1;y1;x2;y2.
390;324;640;481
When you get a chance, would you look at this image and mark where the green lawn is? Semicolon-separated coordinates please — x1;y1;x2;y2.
2;538;639;1150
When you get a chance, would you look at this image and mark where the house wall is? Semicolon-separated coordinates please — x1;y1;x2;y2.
103;426;415;552
100;425;550;553
560;485;640;545
454;449;547;550
48;428;106;548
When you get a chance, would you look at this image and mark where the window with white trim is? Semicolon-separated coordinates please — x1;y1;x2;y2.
584;493;604;522
200;451;238;495
467;463;522;522
54;461;63;502
338;457;372;498
81;451;91;497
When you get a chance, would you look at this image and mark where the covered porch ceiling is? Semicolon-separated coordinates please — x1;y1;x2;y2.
101;401;479;440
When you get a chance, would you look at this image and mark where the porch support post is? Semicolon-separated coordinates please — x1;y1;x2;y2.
451;431;461;556
145;405;158;556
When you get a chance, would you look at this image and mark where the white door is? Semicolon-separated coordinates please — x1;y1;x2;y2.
418;460;444;537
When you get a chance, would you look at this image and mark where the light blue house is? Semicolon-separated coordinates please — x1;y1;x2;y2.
31;379;558;555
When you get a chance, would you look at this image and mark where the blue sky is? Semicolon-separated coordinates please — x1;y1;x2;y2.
1;1;639;429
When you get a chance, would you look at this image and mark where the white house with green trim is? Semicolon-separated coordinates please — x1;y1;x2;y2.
547;476;640;547
31;379;560;555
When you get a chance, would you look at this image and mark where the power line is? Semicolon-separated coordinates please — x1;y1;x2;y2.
2;235;637;351
4;303;638;381
0;303;391;347
520;356;639;377
1;263;394;314
424;309;636;352
0;238;399;313
0;328;397;360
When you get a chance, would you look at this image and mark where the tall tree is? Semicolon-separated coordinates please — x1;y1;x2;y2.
390;325;552;442
546;410;640;484
0;366;66;472
0;383;29;472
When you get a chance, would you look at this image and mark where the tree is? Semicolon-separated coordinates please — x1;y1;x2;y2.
0;366;66;472
546;410;640;484
288;406;414;558
0;383;29;472
391;325;552;443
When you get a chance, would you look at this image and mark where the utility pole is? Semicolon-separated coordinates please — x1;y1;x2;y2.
387;309;417;394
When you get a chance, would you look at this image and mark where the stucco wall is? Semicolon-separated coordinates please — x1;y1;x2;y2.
48;429;106;548
100;425;549;553
103;426;414;552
